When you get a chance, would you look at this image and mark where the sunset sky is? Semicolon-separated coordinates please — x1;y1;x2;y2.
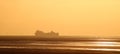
0;0;120;37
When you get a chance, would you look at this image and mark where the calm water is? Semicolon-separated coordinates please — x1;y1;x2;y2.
0;39;120;50
1;39;120;54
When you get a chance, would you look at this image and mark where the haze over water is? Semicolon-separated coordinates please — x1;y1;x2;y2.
0;0;120;38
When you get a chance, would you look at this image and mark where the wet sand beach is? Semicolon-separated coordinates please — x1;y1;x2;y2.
0;39;120;54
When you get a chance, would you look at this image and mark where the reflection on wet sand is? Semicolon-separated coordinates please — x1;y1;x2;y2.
0;39;120;54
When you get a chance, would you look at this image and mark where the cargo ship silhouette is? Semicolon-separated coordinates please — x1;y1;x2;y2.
35;30;59;37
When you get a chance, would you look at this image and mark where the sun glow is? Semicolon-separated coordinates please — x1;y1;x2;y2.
90;48;120;51
93;42;119;46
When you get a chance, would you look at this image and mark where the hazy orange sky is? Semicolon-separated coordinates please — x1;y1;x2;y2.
0;0;120;37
